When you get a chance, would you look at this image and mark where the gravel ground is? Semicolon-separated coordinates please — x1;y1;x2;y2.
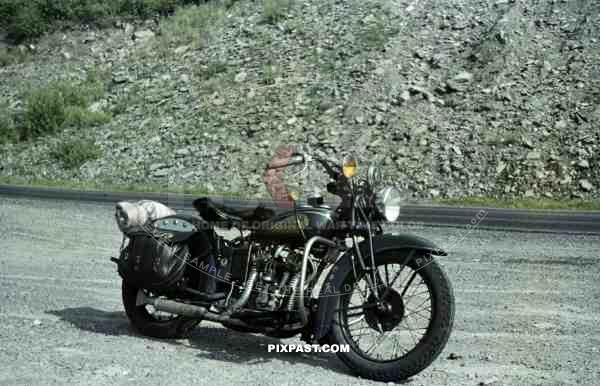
0;196;599;385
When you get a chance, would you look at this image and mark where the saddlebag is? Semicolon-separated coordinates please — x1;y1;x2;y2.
118;231;189;291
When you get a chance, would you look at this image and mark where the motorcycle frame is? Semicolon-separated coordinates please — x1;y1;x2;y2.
292;175;386;329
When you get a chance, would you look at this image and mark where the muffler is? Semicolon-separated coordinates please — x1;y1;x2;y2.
148;297;210;319
138;291;304;334
138;292;252;329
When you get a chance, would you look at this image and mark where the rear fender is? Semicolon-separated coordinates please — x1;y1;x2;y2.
311;233;446;341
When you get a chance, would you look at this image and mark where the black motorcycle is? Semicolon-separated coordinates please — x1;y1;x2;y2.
112;152;454;382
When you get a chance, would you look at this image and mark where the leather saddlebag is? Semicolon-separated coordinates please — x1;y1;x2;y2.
118;232;189;291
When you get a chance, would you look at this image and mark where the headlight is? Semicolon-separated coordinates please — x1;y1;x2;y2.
375;186;401;222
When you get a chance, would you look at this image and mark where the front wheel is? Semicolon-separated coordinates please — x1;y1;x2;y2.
325;252;454;382
122;281;200;339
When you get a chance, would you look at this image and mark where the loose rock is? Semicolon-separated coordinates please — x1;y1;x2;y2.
579;179;594;192
447;352;463;360
133;30;155;41
453;71;473;82
479;377;499;386
234;72;247;83
576;160;590;168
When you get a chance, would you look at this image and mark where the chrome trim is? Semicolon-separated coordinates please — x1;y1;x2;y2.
286;273;300;311
273;245;286;258
227;269;258;314
243;243;253;284
299;236;338;325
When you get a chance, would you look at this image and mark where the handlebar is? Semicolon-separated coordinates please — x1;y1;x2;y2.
264;151;340;179
263;149;352;200
264;152;304;170
312;154;340;179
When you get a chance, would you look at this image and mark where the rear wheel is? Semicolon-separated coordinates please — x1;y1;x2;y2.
325;252;454;382
122;281;200;339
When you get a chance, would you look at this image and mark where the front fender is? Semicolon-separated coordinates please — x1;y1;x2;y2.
311;233;445;341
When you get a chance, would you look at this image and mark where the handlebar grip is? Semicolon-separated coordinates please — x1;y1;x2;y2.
291;152;305;162
266;152;305;170
266;163;288;170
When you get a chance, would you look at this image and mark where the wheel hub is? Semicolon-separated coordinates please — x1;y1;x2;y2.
364;288;405;332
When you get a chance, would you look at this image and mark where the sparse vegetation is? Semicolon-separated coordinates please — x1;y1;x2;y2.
156;3;226;51
195;61;229;81
261;64;277;85
359;15;398;50
0;0;597;204
0;103;17;144
20;85;67;140
49;139;102;169
0;0;200;43
109;81;144;116
262;0;292;24
0;68;110;143
0;46;29;67
0;174;242;197
64;107;111;127
436;197;600;211
18;77;108;140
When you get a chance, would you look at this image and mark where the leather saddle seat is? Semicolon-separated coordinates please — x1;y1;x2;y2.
193;197;275;227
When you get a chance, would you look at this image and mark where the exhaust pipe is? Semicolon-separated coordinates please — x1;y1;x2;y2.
142;293;253;329
225;269;258;315
140;291;305;334
149;297;209;318
138;270;259;319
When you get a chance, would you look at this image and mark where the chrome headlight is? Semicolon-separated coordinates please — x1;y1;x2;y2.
375;186;401;222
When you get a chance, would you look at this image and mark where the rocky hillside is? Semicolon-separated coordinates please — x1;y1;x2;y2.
0;0;599;200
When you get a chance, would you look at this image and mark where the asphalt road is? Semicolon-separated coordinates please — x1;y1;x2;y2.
3;184;600;234
0;196;599;386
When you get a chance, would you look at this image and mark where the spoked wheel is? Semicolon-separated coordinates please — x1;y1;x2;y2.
122;281;199;339
326;253;454;382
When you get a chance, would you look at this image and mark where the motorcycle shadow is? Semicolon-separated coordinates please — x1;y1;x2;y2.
47;307;132;336
47;307;351;377
186;326;348;375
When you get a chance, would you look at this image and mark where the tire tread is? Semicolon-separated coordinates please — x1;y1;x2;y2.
327;255;455;382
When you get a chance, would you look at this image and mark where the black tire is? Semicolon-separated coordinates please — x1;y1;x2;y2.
325;252;454;382
122;281;200;339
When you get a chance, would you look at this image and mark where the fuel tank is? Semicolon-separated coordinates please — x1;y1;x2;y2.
250;205;334;246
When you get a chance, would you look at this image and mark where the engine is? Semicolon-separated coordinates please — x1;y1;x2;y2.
178;237;322;315
242;244;314;312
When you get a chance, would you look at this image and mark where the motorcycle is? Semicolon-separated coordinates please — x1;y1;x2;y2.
111;151;454;382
